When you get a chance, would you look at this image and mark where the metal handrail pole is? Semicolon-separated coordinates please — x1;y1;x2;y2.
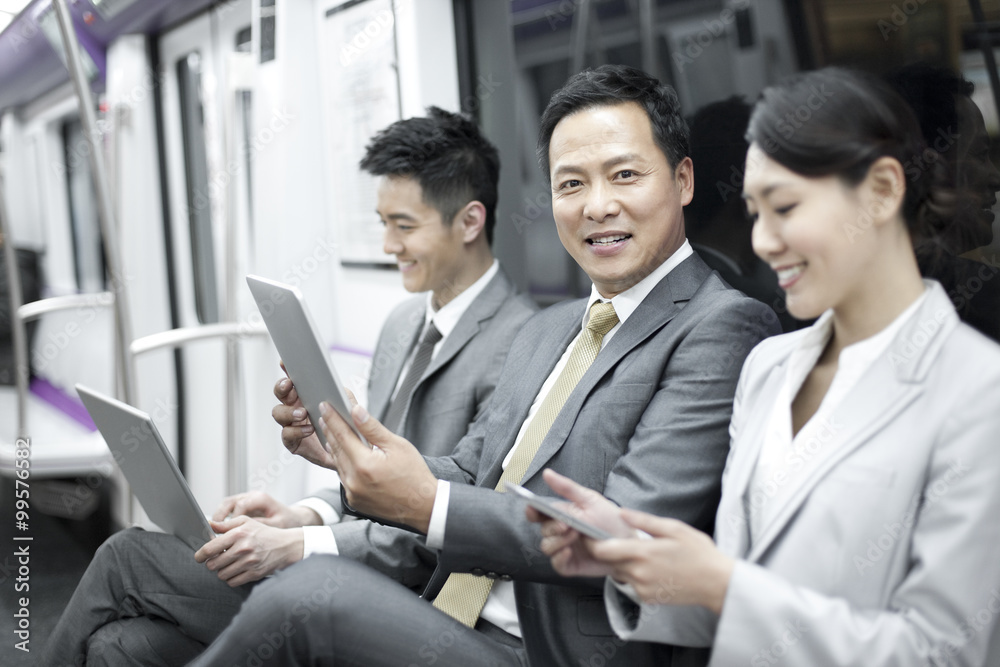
0;176;30;440
17;292;114;323
130;322;268;357
52;0;135;405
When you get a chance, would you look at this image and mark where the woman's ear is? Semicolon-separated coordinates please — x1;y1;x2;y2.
864;156;907;227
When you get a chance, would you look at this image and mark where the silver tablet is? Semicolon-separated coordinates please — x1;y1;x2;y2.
76;385;215;551
246;275;367;452
505;482;612;540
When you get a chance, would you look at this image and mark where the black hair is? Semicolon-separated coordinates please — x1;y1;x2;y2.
536;64;689;180
359;106;500;245
686;96;752;228
746;67;948;238
885;63;974;151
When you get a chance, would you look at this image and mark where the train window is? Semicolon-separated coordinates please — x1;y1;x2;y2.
61;118;106;293
175;51;220;324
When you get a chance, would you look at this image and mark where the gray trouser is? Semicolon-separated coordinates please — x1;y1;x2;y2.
191;554;528;667
44;528;527;666
42;528;251;666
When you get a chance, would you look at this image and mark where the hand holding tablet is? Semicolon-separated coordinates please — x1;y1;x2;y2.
506;482;612;540
247;275;368;454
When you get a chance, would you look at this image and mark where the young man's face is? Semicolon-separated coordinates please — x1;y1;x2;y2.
548;102;693;298
377;176;469;305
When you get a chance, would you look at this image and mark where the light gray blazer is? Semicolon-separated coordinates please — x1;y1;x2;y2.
607;281;1000;667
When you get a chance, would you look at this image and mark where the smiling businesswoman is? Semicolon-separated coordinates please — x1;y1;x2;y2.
530;67;1000;667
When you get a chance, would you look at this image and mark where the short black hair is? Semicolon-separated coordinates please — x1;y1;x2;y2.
359;106;500;244
536;64;689;181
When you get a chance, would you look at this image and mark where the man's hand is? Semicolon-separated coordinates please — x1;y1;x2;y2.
272;373;337;470
194;517;304;587
318;400;438;534
528;469;636;578
587;510;734;614
212;491;322;528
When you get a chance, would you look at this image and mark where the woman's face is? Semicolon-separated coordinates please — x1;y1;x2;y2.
743;143;883;320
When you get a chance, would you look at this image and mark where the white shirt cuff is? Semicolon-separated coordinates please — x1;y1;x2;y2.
294;496;342;526
301;525;339;557
425;480;450;550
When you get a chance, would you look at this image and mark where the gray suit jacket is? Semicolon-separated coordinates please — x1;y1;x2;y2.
335;253;779;666
366;268;537;457
311;268;536;513
607;281;1000;667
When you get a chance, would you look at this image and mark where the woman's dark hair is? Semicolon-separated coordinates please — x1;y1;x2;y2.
360;106;500;245
746;67;948;237
536;64;689;180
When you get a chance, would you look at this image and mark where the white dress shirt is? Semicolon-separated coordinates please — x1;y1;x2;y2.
296;260;500;554
426;241;695;637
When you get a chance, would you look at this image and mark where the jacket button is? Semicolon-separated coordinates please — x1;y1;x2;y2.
499;574;512;582
486;571;498;580
470;568;485;577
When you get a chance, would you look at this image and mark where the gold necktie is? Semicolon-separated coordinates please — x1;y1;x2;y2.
432;301;619;627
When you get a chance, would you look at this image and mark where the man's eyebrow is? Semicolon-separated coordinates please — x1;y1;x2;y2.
551;153;646;179
378;211;418;222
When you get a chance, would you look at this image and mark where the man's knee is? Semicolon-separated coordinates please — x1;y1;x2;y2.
86;618;202;667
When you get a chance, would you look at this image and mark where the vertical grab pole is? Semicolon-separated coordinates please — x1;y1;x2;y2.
52;0;135;406
0;176;29;441
53;0;135;525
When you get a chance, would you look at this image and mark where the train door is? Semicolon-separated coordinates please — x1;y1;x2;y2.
156;0;255;510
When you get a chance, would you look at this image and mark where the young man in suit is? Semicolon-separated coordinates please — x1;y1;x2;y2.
42;108;535;665
186;65;779;666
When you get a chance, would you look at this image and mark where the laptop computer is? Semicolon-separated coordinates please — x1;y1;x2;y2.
76;384;215;551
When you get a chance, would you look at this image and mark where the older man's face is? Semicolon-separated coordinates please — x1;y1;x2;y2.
548;102;693;298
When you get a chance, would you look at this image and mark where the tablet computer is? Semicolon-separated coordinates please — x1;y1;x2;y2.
505;482;612;540
246;275;367;452
76;385;215;551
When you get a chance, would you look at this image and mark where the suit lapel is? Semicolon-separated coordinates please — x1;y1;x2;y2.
368;302;423;422
516;255;710;485
478;307;582;485
716;361;787;558
419;270;514;383
745;283;957;562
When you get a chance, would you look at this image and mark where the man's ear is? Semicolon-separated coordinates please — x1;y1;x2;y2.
455;201;488;244
674;157;695;207
864;156;906;227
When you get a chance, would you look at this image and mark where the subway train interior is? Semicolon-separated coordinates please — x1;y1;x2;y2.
0;0;999;662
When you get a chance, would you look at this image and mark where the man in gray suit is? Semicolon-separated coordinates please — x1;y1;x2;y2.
42;108;535;665
187;65;779;666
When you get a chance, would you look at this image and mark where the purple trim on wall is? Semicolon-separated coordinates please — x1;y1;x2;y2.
328;344;373;359
30;377;97;432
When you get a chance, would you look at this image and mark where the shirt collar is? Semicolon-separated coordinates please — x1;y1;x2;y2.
424;259;500;338
791;283;931;371
582;239;694;328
